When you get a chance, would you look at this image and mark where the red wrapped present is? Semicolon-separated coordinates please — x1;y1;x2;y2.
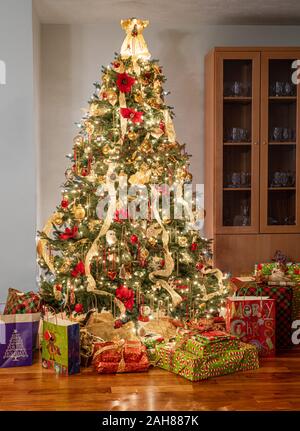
226;296;276;357
236;284;293;349
93;339;149;374
4;288;41;314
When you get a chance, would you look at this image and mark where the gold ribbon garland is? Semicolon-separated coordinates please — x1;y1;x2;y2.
163;109;176;142
36;213;57;274
148;187;183;307
84;163;117;293
199;267;226;302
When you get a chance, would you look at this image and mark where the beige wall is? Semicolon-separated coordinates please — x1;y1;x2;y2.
39;23;300;226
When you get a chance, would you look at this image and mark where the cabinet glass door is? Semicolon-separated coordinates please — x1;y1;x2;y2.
216;52;260;233
260;52;300;232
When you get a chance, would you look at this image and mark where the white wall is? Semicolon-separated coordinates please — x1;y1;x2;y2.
39;23;300;226
0;0;36;301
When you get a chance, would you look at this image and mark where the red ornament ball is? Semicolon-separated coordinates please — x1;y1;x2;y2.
114;319;123;329
74;303;84;314
61;199;69;208
196;262;204;271
55;284;62;292
191;242;198;252
130;234;139;245
257;263;263;270
81;168;88;177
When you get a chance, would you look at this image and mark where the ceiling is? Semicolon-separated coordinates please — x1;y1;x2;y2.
34;0;300;26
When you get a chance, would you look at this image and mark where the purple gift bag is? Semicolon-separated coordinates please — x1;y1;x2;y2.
0;313;40;368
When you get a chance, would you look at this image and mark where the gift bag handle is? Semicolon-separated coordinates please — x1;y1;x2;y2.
238;284;265;311
43;305;58;325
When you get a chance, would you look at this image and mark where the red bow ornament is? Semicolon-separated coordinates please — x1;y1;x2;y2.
116;285;135;311
120;107;143;124
59;226;78;240
71;261;85;278
116;72;135;93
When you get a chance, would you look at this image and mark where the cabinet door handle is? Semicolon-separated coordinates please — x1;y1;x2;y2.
263;141;267;145
254;141;258;145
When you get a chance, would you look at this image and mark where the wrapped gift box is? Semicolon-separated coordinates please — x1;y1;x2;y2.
4;288;41;315
141;334;164;349
176;330;240;358
236;285;292;349
155;341;259;382
93;339;149;374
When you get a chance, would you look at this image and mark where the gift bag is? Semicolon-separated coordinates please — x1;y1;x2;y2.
0;313;40;368
236;284;293;349
41;315;80;375
226;296;276;357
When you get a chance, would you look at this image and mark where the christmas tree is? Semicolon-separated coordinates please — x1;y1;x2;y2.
4;330;28;361
37;18;229;326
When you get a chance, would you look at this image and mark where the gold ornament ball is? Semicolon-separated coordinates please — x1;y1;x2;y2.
148;237;157;247
127;130;138;141
74;204;86;221
102;144;111;155
53;212;64;226
178;236;188;247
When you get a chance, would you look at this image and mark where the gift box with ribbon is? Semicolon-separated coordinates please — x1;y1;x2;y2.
154;340;259;382
176;330;240;359
93;339;150;374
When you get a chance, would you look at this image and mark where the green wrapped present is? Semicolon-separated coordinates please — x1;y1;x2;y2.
238;342;260;371
176;330;239;359
141;334;165;349
155;341;259;381
146;348;157;364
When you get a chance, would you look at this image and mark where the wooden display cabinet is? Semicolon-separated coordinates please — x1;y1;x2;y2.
205;48;300;275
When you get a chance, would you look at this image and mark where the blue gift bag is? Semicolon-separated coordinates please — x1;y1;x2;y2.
0;313;40;368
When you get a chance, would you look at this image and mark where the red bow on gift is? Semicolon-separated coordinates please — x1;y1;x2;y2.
59;226;78;240
120;108;143;124
71;261;85;278
116;285;135;311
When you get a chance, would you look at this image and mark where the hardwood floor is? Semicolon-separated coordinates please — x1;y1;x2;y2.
0;348;299;411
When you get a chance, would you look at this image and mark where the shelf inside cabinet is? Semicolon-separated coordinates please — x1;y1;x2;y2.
269;141;296;146
269;96;296;103
223;142;252;146
223;188;251;191
224;97;252;104
268;187;296;191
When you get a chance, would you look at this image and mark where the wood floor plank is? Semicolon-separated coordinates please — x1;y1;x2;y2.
0;348;299;410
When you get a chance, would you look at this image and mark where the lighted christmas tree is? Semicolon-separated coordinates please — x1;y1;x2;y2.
4;330;28;361
37;18;229;326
